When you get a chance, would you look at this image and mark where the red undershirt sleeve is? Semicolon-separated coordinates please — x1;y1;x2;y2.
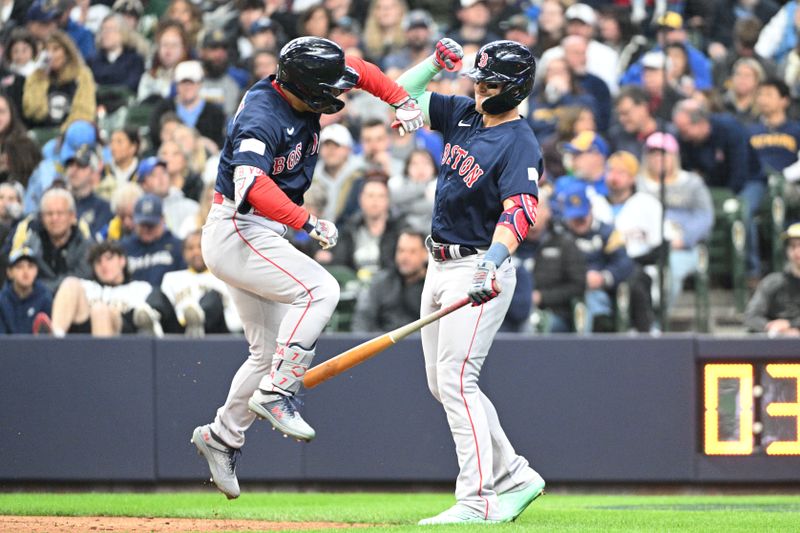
345;55;409;104
246;174;309;230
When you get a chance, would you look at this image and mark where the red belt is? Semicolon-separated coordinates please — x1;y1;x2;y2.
213;191;269;218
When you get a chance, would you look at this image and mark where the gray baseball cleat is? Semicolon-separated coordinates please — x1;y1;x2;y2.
191;425;241;499
248;389;316;442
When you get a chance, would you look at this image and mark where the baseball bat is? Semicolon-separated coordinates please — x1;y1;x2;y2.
303;296;471;389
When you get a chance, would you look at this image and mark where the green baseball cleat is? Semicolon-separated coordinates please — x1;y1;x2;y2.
497;477;546;522
418;504;501;525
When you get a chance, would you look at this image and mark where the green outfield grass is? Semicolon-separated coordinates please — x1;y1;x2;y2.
1;492;800;532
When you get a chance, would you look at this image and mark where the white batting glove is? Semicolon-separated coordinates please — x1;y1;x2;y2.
467;260;501;306
304;214;338;250
391;96;424;136
431;38;464;72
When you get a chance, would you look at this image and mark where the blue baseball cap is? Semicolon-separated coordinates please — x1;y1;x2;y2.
26;0;62;23
59;120;97;165
8;246;37;266
562;131;609;157
136;156;167;182
250;17;276;34
133;193;163;225
557;179;592;220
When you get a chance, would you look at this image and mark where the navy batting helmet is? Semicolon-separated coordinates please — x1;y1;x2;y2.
465;40;536;115
276;37;358;114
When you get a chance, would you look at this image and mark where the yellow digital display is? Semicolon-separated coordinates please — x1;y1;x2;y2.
703;363;800;456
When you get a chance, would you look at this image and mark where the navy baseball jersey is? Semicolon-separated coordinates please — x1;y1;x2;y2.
749;120;800;174
428;93;542;248
215;76;321;207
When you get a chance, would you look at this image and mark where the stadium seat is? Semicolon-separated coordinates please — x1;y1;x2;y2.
707;187;747;312
324;265;360;332
760;173;787;273
29;126;61;145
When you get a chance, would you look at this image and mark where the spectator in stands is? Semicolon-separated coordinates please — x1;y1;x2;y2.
329;16;361;53
562;35;611;133
0;180;24;250
529;57;598;140
352;229;427;332
511;189;587;333
640;51;685;122
111;0;149;57
103;181;142;242
333;176;402;281
620;11;712;92
672;98;766;278
246;17;284;59
137;20;191;102
249;48;278;83
558;180;648;333
164;0;203;48
0;247;53;334
744;223;800;335
64;144;112;238
710;0;780;55
26;0;95;61
158;139;204;204
754;0;800;65
49;241;155;337
540;105;595;183
750;78;800;208
0;90;33;165
606;151;664;263
22;30;97;130
389;148;436;233
536;0;566;55
363;0;407;62
198;28;247;117
723;58;765;125
9;187;92;292
137;156;198;239
299;4;332;38
235;0;270;60
665;43;698;97
609;86;675;159
383;9;435;71
596;6;642;73
120;193;184;285
712;16;776;88
170;124;217;185
499;14;536;56
638;132;714;310
141;230;241;337
539;3;619;95
312;124;363;223
362;117;404;178
558;131;611;200
97;127;140;200
4;28;38;79
178;183;213;238
149;60;226;150
89;13;145;93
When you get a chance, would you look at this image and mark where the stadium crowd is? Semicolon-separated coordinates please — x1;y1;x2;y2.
1;0;799;336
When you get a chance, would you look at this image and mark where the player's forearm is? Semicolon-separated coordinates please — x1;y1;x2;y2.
238;167;309;230
345;56;408;104
396;59;438;120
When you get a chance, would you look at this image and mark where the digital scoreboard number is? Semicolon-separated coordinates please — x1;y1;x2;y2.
703;363;800;456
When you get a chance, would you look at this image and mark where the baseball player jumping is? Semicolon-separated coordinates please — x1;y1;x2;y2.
191;37;424;499
397;40;546;524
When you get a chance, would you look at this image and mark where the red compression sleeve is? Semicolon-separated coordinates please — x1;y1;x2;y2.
345;55;409;104
245;173;309;230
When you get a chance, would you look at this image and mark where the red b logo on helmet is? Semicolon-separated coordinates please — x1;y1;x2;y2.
478;52;488;68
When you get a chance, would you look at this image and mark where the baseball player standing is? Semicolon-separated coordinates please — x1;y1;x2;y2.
397;40;546;524
191;36;424;499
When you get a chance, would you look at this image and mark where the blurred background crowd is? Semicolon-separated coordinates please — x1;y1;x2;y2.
1;0;799;338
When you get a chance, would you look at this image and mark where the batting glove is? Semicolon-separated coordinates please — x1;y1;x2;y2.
392;96;425;135
304;214;338;250
431;38;464;72
468;260;502;306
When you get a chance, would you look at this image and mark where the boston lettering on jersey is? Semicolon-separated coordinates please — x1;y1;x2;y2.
441;143;485;188
216;76;321;206
427;93;543;248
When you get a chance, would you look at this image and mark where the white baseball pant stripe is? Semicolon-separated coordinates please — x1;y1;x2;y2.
420;253;540;519
201;203;339;447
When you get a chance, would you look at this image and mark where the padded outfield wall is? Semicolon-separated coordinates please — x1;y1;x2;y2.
1;335;798;484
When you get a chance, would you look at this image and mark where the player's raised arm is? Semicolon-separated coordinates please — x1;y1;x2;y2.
343;55;424;133
395;38;464;124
